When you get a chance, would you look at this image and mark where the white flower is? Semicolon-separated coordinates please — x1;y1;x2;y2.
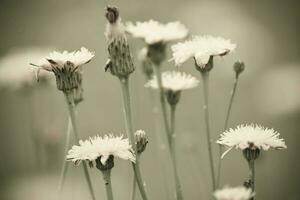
0;48;53;90
171;35;236;68
145;71;199;91
126;20;189;45
66;134;135;165
214;186;255;200
217;124;287;158
32;47;94;71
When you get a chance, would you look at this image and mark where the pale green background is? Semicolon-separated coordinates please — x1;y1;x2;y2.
0;0;299;199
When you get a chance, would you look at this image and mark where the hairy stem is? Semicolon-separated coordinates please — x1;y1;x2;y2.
217;75;240;187
120;77;149;200
102;170;114;200
200;72;216;191
64;91;96;200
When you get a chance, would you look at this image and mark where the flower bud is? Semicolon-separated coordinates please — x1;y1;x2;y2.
105;6;135;79
134;130;148;154
96;155;114;171
234;61;245;76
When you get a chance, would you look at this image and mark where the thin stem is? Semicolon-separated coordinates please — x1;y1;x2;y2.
248;160;255;192
102;170;114;200
119;77;149;200
200;72;216;191
217;75;240;187
153;66;171;145
58;117;72;195
64;91;96;200
130;171;137;200
170;105;183;200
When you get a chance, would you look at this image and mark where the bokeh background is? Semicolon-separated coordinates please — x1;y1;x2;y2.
0;0;299;199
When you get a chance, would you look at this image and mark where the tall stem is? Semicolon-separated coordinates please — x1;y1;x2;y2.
119;77;149;200
58;117;72;195
200;72;216;191
170;105;183;200
217;75;240;187
102;170;114;200
64;91;96;200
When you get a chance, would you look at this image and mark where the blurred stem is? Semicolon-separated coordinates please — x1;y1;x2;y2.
200;72;216;191
120;77;149;200
58;117;72;195
102;169;114;200
64;91;96;200
130;169;137;200
170;105;183;200
217;74;240;187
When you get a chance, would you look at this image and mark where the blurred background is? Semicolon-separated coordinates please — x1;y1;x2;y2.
0;0;299;199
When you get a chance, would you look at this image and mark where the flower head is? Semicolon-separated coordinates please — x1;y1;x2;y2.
67;134;135;167
214;186;255;200
31;47;94;91
134;130;148;154
104;6;135;78
145;71;199;92
171;35;236;68
217;124;287;158
126;20;188;45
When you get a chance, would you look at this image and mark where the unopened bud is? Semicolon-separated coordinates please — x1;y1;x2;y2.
134;130;148;154
233;61;245;76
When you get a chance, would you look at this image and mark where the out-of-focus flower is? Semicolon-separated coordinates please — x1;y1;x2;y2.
0;48;53;90
126;20;188;45
217;124;287;158
145;71;199;92
31;47;94;91
171;35;236;68
66;134;135;166
104;6;135;79
214;186;254;200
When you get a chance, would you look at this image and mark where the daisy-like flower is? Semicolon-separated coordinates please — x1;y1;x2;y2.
217;124;287;159
0;48;53;90
145;71;199;91
171;35;236;70
126;20;189;45
145;71;199;105
31;47;94;91
214;186;255;200
67;134;135;170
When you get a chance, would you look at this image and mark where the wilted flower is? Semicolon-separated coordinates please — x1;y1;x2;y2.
171;35;236;69
214;186;255;200
67;134;135;170
126;20;188;45
145;71;199;92
104;6;135;79
217;124;287;158
31;47;94;91
0;48;53;90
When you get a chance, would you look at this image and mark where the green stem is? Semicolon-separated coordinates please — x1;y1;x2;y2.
170;105;183;200
102;170;114;200
58;117;72;195
217;75;240;187
64;91;96;200
200;72;216;191
153;66;171;145
248;160;255;200
119;77;149;200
